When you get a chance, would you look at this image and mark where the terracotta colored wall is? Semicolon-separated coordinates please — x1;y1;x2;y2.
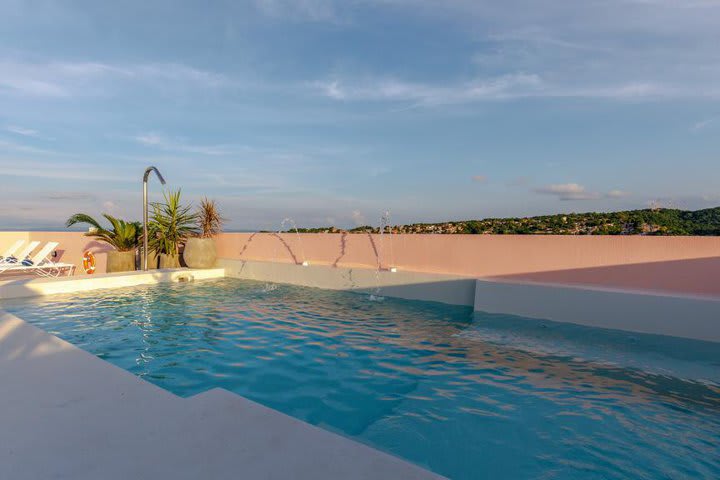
216;233;720;297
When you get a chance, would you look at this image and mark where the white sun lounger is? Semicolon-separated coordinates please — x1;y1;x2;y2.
0;241;40;270
0;240;25;262
0;242;75;277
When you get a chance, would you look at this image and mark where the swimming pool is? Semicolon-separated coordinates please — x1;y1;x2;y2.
5;278;720;479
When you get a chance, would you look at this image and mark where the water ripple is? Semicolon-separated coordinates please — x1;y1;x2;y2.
6;278;720;480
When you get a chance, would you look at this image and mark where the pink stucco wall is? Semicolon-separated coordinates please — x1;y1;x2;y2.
2;231;719;297
216;233;720;297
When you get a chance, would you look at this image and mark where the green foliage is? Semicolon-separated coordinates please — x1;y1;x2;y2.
280;206;720;236
197;197;225;238
66;213;141;252
349;225;375;233
366;207;720;236
148;189;199;256
450;207;720;236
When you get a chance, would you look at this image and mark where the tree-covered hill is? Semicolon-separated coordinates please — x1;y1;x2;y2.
291;207;720;235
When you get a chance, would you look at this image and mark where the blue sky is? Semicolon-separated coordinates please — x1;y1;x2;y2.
1;0;720;230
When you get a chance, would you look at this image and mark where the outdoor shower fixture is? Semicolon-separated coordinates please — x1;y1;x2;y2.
142;166;166;271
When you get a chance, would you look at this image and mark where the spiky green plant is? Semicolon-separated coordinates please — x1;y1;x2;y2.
148;189;199;256
197;197;225;238
65;213;142;252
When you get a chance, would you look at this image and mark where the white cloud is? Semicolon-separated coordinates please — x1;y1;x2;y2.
351;209;366;226
102;200;121;215
5;125;39;137
308;0;720;106
0;139;57;155
535;183;631;201
691;117;719;131
134;133;165;146
254;0;339;21
315;74;547;105
0;158;135;182
0;59;233;98
314;74;704;106
535;183;600;201
133;133;246;156
606;190;631;199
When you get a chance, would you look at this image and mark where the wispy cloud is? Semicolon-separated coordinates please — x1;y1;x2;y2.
133;133;248;156
254;0;339;22
314;74;544;105
691;117;719;131
5;125;39;137
0;159;136;182
314;74;699;106
351;209;366;226
535;183;630;201
0;59;234;98
43;192;97;201
535;183;599;201
606;190;631;199
0;139;57;155
306;0;720;106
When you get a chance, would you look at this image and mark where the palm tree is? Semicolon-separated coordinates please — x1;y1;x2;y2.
148;189;198;258
197;197;225;238
65;213;142;252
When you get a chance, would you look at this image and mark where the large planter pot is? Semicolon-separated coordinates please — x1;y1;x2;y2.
139;252;160;270
136;250;159;270
159;253;180;269
147;251;160;270
183;237;217;269
107;250;136;273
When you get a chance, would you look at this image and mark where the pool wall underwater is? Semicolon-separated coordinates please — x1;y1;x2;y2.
219;258;720;343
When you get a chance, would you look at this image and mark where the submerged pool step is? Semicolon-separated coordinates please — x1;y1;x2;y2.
0;310;443;480
474;279;720;343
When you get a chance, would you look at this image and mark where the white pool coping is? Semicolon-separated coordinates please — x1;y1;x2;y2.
0;270;443;480
0;268;226;300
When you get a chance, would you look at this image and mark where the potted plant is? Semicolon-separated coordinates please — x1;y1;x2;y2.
148;189;198;269
65;213;141;273
183;197;225;269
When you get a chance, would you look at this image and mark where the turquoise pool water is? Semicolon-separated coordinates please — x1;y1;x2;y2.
6;278;720;479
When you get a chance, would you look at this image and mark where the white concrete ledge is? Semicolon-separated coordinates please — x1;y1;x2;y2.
0;310;442;479
474;279;720;343
0;268;226;300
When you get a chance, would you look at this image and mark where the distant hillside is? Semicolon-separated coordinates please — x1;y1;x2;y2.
292;207;720;235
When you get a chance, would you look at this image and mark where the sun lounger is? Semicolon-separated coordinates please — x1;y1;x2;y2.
0;241;75;277
0;240;25;263
0;241;40;271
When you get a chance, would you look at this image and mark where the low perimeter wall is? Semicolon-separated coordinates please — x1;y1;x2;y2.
1;231;720;297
